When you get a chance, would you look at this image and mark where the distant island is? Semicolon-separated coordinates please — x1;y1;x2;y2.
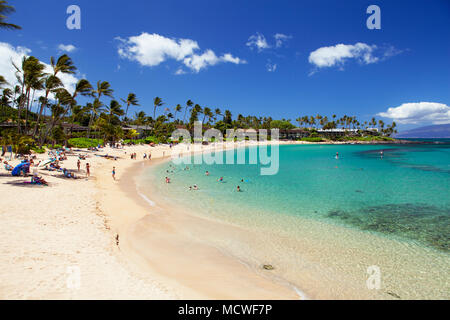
395;124;450;139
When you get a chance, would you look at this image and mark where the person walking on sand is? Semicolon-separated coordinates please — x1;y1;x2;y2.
86;163;90;178
77;159;81;172
112;167;116;180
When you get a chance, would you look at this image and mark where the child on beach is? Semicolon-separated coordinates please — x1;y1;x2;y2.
112;167;116;180
77;159;81;172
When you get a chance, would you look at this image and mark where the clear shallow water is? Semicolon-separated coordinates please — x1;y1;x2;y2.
136;142;450;298
146;143;450;252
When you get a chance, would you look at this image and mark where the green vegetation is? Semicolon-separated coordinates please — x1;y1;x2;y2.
31;146;45;154
68;138;103;148
301;137;324;142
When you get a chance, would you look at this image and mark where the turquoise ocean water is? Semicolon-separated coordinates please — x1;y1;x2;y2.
144;142;450;253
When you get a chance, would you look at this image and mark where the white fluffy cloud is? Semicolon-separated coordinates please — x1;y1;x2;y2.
117;33;245;73
0;42;80;94
246;33;270;51
58;44;77;53
308;43;379;69
378;102;450;124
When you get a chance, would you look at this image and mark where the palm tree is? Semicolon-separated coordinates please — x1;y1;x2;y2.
87;81;113;137
0;1;21;30
66;79;93;134
214;108;222;118
93;80;114;100
134;111;146;126
173;104;182;120
153;96;164;119
13;56;45;133
34;54;77;136
1;87;12;117
106;100;124;123
45;88;74;138
183;99;193;124
121;93;139;121
0;75;8;88
224;109;232;125
33;75;62;136
50;54;77;76
202;107;213;125
86;98;105;137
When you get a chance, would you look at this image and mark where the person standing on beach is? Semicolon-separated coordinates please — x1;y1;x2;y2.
86;163;90;178
112;167;116;180
77;159;81;172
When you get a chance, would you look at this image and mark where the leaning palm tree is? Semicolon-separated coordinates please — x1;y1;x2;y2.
173;104;182;121
121;93;139;122
13;56;46;133
33;75;62;136
0;0;21;30
33;54;77;136
153;96;164;119
50;54;77;76
183;99;193;124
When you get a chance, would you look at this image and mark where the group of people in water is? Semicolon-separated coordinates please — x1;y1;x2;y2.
163;164;243;192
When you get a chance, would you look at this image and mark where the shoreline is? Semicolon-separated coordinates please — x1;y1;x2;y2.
109;142;304;299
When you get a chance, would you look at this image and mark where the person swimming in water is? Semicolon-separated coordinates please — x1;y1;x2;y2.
165;177;170;183
193;185;198;190
335;152;339;160
218;177;224;182
380;151;384;159
237;186;241;192
205;171;210;176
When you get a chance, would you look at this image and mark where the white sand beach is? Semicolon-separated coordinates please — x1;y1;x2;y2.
0;142;301;299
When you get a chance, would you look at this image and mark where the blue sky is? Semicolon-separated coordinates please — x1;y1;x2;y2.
2;0;450;130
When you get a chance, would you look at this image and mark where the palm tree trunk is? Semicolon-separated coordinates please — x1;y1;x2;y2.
33;90;50;137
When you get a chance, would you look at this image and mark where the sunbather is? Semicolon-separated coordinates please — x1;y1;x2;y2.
31;175;48;186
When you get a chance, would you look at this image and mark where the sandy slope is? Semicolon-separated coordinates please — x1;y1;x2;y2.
0;145;176;299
